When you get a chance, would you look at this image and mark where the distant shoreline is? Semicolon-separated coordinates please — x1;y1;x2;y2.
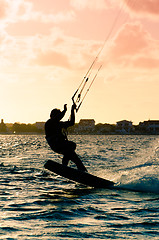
0;132;158;136
1;119;159;135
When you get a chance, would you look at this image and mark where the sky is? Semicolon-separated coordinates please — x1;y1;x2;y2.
0;0;159;125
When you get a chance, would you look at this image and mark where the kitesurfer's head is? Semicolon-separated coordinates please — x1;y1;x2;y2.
50;108;64;120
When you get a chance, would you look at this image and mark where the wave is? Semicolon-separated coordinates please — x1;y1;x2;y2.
116;175;159;194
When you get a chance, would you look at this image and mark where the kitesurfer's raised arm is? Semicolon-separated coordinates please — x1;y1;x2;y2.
56;104;67;121
63;104;67;115
69;103;76;126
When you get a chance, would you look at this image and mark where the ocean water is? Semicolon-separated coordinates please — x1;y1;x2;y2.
0;134;159;240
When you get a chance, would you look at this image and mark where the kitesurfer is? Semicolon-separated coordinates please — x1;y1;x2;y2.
45;103;87;172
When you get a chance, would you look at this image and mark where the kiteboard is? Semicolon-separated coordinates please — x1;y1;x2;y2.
44;160;114;188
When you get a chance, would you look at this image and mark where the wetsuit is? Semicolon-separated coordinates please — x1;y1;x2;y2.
45;106;87;172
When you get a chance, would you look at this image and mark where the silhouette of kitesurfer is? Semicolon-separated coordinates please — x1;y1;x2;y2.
45;103;87;172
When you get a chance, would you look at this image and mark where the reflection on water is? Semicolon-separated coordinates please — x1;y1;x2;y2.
0;135;159;239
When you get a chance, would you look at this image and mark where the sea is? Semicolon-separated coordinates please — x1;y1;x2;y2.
0;134;159;240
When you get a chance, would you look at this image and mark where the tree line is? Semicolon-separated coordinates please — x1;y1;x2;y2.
0;121;158;135
0;122;43;134
0;121;116;134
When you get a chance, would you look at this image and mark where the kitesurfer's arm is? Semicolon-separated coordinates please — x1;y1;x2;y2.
60;103;76;128
59;104;67;120
64;104;67;112
69;103;76;126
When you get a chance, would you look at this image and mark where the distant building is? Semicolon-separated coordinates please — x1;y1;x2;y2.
95;123;114;134
78;119;95;131
0;119;7;132
35;122;45;130
139;120;159;134
116;120;133;134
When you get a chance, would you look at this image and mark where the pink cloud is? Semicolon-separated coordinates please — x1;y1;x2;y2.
34;50;70;68
54;37;65;46
70;0;108;10
106;22;159;69
109;23;150;59
0;1;33;24
133;57;159;69
36;11;75;23
0;0;9;19
123;0;159;17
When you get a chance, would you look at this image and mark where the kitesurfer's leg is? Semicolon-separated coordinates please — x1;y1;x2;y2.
62;155;69;166
70;151;87;172
61;140;87;171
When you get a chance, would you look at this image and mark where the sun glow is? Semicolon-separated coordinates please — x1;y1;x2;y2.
0;0;159;124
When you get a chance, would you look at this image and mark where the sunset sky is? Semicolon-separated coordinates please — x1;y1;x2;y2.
0;0;159;124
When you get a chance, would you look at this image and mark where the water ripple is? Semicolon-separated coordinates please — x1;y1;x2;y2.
0;135;159;239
